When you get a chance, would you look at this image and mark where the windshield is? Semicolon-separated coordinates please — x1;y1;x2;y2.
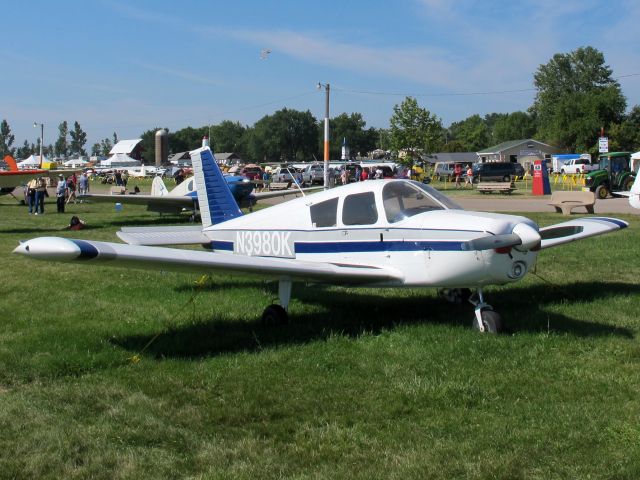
409;181;463;210
383;181;462;223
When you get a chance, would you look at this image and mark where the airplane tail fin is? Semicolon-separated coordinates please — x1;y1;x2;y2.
190;147;243;227
151;176;169;196
4;155;18;171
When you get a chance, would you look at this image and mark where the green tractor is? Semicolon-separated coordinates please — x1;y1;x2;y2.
583;152;636;199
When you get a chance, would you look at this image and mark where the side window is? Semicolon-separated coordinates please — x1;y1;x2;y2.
310;197;338;228
342;192;378;225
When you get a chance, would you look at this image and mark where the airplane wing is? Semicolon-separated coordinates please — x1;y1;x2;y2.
539;217;628;250
13;237;404;285
78;193;194;213
0;171;45;188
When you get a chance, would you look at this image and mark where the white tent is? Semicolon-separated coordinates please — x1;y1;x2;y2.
100;153;141;168
64;158;88;168
110;139;142;155
17;154;45;169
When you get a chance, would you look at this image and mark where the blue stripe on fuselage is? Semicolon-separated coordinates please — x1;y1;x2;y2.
208;239;467;253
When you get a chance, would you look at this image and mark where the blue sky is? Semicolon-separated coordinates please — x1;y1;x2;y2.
2;0;639;151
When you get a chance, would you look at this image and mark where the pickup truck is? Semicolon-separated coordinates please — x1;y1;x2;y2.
560;158;598;174
301;164;325;184
270;167;296;183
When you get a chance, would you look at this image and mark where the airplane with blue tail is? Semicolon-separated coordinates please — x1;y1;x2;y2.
14;147;629;333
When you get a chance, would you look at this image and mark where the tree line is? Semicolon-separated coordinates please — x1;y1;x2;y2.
1;47;639;165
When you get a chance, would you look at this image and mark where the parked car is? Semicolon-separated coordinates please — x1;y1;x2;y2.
301;164;325;184
270;167;295;183
240;165;264;181
472;162;525;182
560;158;597;175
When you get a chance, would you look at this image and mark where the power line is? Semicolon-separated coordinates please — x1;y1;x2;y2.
332;72;640;99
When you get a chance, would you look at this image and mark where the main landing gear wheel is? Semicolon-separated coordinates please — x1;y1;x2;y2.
472;309;502;334
261;304;288;326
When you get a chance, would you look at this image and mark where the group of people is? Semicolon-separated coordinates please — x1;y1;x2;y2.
26;172;90;214
454;164;474;189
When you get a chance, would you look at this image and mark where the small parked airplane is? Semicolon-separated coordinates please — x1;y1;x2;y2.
14;148;629;332
78;174;307;217
0;155;46;193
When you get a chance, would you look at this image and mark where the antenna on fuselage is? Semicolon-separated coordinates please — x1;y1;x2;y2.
286;167;306;197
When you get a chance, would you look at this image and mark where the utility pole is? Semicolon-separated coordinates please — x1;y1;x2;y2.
33;122;44;166
318;82;330;189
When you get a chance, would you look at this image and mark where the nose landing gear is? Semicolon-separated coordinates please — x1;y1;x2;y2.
469;289;502;334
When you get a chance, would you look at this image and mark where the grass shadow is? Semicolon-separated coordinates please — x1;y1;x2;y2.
111;281;636;359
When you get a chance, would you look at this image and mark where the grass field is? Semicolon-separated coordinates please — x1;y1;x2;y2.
0;193;639;479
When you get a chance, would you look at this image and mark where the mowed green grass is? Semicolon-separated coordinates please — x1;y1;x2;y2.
0;194;639;480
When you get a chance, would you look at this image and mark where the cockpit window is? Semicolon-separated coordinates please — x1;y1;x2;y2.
342;191;378;225
310;197;338;228
409;181;463;210
383;181;461;223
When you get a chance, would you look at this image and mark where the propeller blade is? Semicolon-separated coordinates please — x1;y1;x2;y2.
462;233;522;251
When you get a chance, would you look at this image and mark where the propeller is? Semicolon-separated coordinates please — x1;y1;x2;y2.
462;223;542;252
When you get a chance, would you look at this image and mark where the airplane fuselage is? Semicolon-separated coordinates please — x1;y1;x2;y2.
200;180;539;288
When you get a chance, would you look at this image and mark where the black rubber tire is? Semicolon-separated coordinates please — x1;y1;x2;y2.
595;185;609;200
261;304;288;326
502;175;511;182
472;310;502;334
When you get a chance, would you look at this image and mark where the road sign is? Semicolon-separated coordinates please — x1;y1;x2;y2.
599;136;609;153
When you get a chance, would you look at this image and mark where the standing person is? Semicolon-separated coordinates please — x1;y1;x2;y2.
78;172;89;195
66;172;77;204
355;166;361;182
361;168;369;181
56;174;67;213
454;163;463;188
26;178;37;214
35;176;47;215
465;164;474;188
340;168;348;185
122;170;129;188
114;170;122;186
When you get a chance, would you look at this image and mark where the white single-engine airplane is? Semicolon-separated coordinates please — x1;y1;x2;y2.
14;148;629;332
614;170;640;209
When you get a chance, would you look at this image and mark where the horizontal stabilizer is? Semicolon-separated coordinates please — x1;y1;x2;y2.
14;237;404;285
117;225;210;245
539;217;628;249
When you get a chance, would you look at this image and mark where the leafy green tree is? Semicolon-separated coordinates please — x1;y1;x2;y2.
248;108;318;162
54;121;69;158
170;126;208;154
69;121;87;156
531;46;626;151
389;97;444;163
491;111;537;144
210;121;247;155
100;138;113;156
439;140;468;153
325;113;379;159
16;140;32;159
448;114;490;151
91;143;101;156
608;105;640;152
0;119;16;157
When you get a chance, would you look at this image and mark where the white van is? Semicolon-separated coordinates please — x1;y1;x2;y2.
434;162;456;178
